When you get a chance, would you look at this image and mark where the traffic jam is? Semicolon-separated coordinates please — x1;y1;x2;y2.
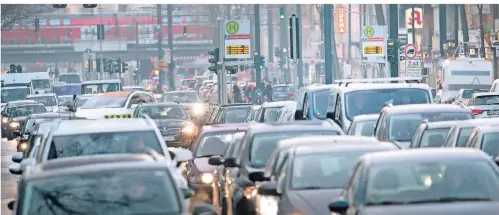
2;71;499;215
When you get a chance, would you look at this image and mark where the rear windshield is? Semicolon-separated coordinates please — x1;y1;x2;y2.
456;127;474;147
420;128;451;148
481;133;499;158
476;95;499;105
273;86;291;92
462;89;487;99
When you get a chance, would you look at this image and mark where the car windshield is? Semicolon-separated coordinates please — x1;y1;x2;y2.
291;151;376;189
53;85;81;96
225;107;251;123
163;92;200;103
123;87;145;92
137;105;187;120
263;107;282;123
21;169;180;215
195;131;245;157
273;86;291;92
456;127;474;147
1;88;30;103
31;79;51;89
354;120;377;136
313;90;335;119
58;96;73;106
58;74;81;83
27;96;57;106
365;160;499;205
420;128;451;148
249;131;340;168
76;97;89;107
345;89;431;121
80;95;127;109
462;90;487;99
389;112;472;144
48;131;163;160
9;105;47;118
481;132;499;158
476;95;499;105
82;83;120;94
181;80;197;86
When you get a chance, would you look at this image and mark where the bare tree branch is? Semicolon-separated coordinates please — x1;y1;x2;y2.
1;4;55;31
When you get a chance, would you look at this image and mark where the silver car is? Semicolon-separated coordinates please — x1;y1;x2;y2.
467;92;499;118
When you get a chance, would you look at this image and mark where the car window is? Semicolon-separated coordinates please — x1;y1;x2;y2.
456;127;474;147
163;92;200;103
480;132;499;158
420;128;451;148
262;107;282;123
137;105;187;120
81;95;127;109
476;95;499;105
225;108;251;123
1;87;30;103
354;120;377;136
195;131;244;157
82;83;120;94
9;105;47;118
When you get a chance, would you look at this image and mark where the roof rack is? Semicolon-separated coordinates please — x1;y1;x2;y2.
334;77;425;86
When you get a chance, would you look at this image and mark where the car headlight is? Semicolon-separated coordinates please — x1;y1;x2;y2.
2;117;8;123
181;124;196;134
258;195;279;215
244;186;258;199
19;142;27;150
201;173;214;184
9;121;20;128
192;103;204;115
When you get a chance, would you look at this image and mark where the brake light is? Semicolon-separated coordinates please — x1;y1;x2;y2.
290;93;294;97
472;109;484;115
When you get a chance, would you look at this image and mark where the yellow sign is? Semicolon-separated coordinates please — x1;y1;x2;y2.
104;114;133;119
226;45;249;55
363;46;383;54
225;21;239;34
159;61;167;68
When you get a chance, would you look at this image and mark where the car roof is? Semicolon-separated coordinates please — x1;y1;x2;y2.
77;94;94;98
452;118;499;128
474;92;499;97
139;102;183;107
82;79;120;84
424;120;459;129
9;102;44;108
96;91;131;97
51;119;153;135
261;101;296;108
202;123;250;132
338;83;431;93
6;100;38;105
476;125;499;134
278;135;381;148
35;154;156;172
57;95;74;98
247;122;342;134
293;142;398;155
26;93;56;97
273;84;291;87
2;86;29;90
164;90;197;94
382;104;469;114
221;103;253;108
352;114;379;122
364;148;490;165
28;112;77;119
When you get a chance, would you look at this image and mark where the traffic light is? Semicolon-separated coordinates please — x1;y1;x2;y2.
52;4;67;8
97;24;105;40
54;68;59;77
208;48;220;73
274;47;281;58
34;18;39;33
113;61;120;73
149;71;155;77
183;26;187;36
280;8;285;19
121;62;128;73
96;58;102;72
104;59;112;73
387;39;398;63
83;4;97;8
225;66;238;74
259;56;266;69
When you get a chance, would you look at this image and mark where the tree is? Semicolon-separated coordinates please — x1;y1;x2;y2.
459;4;470;55
476;4;486;57
1;4;54;31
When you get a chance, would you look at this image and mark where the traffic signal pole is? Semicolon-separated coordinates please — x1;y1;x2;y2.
323;4;333;84
156;4;165;91
388;4;399;78
254;4;263;90
296;4;304;88
167;4;175;92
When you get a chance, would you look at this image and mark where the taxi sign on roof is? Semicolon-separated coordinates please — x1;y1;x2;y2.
98;91;131;97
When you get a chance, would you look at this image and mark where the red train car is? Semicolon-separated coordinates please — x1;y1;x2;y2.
1;13;214;45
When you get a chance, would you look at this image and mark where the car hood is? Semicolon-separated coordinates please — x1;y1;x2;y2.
154;119;185;128
192;157;217;173
74;108;131;119
288;189;342;214
363;201;499;215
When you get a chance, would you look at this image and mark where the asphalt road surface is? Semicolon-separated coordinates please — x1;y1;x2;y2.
1;139;17;214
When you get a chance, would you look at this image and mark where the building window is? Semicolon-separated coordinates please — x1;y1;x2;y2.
38;37;46;44
1;37;5;44
11;38;20;44
51;37;60;44
23;37;33;44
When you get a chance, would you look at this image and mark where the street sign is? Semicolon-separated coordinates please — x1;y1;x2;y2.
404;44;417;59
398;34;408;46
361;26;388;63
164;48;171;63
159;60;167;68
405;59;422;77
224;20;251;59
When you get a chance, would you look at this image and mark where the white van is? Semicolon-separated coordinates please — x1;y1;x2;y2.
2;72;51;94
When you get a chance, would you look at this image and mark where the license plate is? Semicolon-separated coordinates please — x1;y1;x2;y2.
164;136;175;141
487;110;499;115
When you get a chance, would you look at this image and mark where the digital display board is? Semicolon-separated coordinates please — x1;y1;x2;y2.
226;45;249;55
363;46;383;55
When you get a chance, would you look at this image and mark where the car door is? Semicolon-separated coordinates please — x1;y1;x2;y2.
345;161;364;215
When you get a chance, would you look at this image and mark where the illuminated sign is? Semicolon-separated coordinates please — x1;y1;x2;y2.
363;46;383;55
159;60;167;68
226;45;249;55
335;5;346;34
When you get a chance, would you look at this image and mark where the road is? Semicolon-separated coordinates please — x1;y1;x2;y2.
1;139;17;214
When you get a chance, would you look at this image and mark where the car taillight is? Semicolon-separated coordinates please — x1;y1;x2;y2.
472;109;484;115
289;93;294;97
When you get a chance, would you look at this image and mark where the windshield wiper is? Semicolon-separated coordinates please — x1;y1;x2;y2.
296;186;323;190
408;197;492;204
365;201;408;205
196;154;217;158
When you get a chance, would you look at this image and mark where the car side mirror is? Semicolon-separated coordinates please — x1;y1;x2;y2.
223;157;239;168
192;204;218;215
67;105;75;112
294;109;304;120
169;148;193;163
9;163;22;175
181;187;194;199
248;171;265;182
208;155;223;166
328;200;349;213
11;130;21;137
257;181;280;196
12;152;24;163
7;200;15;210
326;111;335;120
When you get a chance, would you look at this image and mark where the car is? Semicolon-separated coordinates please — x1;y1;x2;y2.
255;101;296;123
1;86;31;110
57;94;74;111
451;88;488;105
464;125;499;159
294;84;337;121
57;73;81;83
272;84;295;101
133;102;198;148
346;114;379;136
245;105;262;122
81;79;121;95
373;104;472;148
443;118;499;148
68;94;92;112
26;93;60;112
162;90;202;104
256;142;399;215
466;92;499;118
1;102;47;140
7;154;217;215
217;121;344;215
205;103;253;125
275;103;296;123
409;120;457;148
329;148;499;215
74;91;155;119
187;123;250;206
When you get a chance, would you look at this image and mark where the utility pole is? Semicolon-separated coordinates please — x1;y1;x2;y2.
411;5;415;44
389;4;399;78
267;8;273;65
347;4;352;59
296;5;304;88
323;4;333;84
280;6;288;83
98;8;104;80
439;5;447;58
255;4;262;90
156;4;164;92
477;4;485;58
492;4;499;79
167;4;175;92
